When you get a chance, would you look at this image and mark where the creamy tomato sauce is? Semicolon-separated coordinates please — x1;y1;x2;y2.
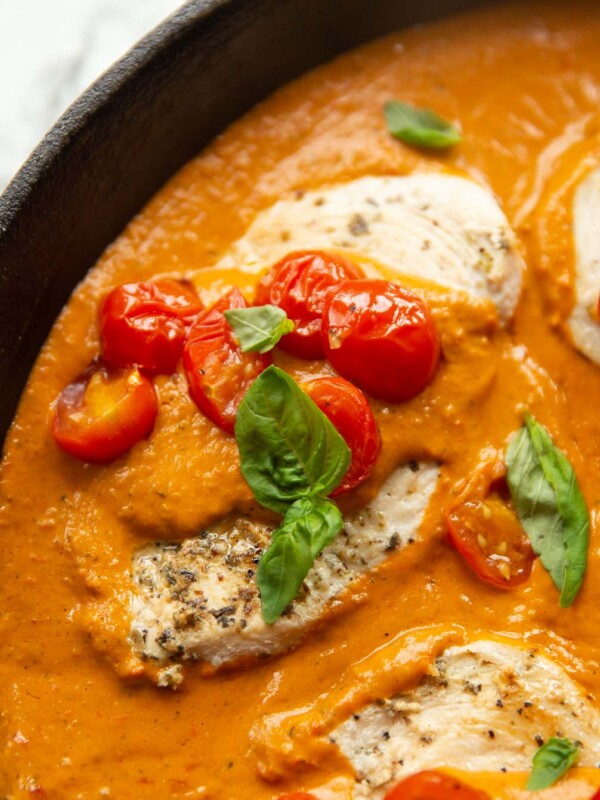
3;2;600;797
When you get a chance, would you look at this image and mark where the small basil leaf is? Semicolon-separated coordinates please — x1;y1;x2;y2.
258;496;343;623
384;100;462;149
526;737;580;790
224;305;295;354
235;366;351;513
506;414;589;607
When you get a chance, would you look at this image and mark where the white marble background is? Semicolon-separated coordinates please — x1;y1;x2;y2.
0;0;185;190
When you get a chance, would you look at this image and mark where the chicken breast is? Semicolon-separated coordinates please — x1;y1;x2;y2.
569;166;600;364
217;174;524;324
128;173;524;672
331;640;600;798
130;462;439;668
116;172;518;541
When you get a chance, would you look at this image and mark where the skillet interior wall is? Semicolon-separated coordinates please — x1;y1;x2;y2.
0;0;498;447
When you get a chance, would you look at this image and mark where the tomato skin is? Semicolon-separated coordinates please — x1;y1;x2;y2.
100;279;202;374
445;458;535;589
183;288;270;433
384;770;491;800
321;279;440;403
276;794;316;800
52;363;158;463
304;376;380;495
255;251;363;359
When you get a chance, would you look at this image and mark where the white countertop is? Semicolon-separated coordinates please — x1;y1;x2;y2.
0;0;184;190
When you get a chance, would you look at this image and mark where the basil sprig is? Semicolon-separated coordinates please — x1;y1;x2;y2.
527;738;580;790
224;304;294;354
235;366;351;622
258;497;343;623
235;366;350;514
506;414;589;607
384;100;462;149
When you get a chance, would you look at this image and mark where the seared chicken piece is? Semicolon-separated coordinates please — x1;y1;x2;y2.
569;166;600;364
217;174;524;324
332;640;600;798
130;462;439;667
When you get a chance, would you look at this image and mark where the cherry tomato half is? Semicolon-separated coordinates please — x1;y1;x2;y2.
183;288;270;434
445;458;535;589
100;279;202;374
255;251;363;359
321;279;440;403
384;770;491;800
304;376;380;495
52;363;158;463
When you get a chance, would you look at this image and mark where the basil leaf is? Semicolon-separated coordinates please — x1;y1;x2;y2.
258;496;343;623
235;366;351;513
524;415;589;607
384;100;462;149
224;305;294;354
526;737;580;790
506;414;589;607
506;427;566;590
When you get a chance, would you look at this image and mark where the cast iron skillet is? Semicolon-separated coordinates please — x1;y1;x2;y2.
0;0;493;446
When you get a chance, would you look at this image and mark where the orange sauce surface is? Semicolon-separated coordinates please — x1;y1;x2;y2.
3;2;600;798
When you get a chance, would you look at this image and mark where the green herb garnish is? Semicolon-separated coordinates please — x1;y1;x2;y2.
506;414;589;607
235;366;351;622
235;366;350;514
224;304;294;354
527;737;580;790
384;100;462;149
257;496;343;623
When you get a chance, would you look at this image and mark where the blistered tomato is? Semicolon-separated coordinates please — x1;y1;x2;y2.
446;458;535;588
304;376;380;495
183;288;270;433
276;794;317;800
384;770;491;800
100;279;202;374
255;250;363;359
52;363;158;462
322;279;440;402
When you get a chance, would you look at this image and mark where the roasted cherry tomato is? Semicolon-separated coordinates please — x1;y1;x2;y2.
304;376;380;495
276;794;316;800
100;279;202;374
52;363;158;463
183;288;270;433
445;458;535;589
255;250;363;359
591;788;600;800
321;279;440;403
384;770;491;800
